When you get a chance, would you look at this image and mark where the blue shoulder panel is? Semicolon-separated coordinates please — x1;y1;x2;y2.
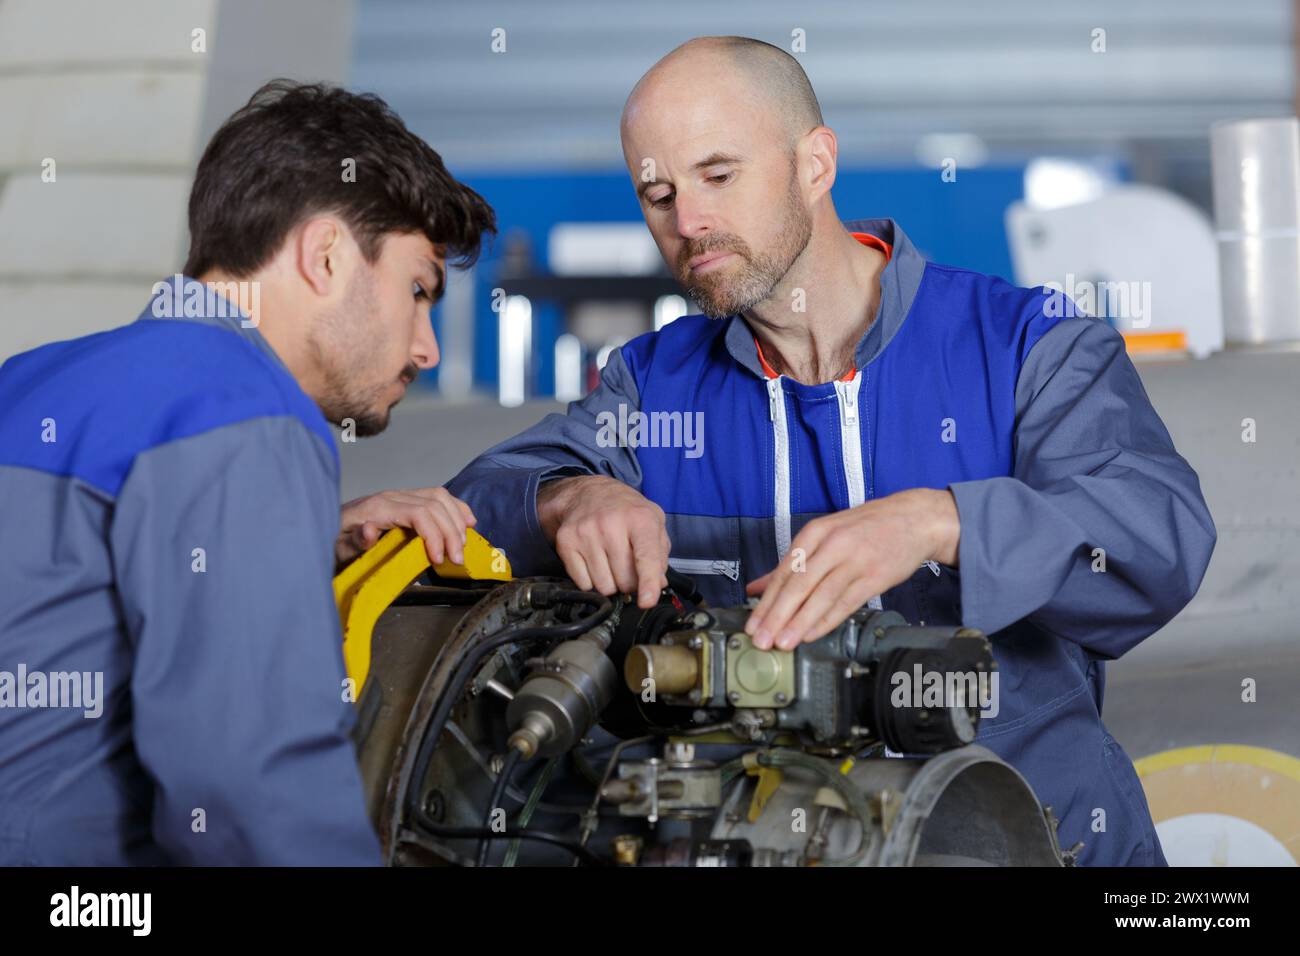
0;319;336;497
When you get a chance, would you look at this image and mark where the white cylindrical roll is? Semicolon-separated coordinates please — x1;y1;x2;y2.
1210;117;1300;348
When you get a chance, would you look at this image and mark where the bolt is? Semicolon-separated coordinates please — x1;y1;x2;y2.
774;692;788;704
691;612;710;628
688;689;702;704
422;789;446;822
728;691;742;704
728;636;743;651
689;634;704;650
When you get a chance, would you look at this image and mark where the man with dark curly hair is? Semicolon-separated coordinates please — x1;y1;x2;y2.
0;81;494;865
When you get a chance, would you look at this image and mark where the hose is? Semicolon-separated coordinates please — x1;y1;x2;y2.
418;822;609;867
477;745;523;867
755;749;877;867
503;756;560;867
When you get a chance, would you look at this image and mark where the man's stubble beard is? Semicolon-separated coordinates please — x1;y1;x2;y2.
680;170;813;320
311;269;406;438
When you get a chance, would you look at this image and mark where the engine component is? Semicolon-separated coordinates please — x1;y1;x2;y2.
350;572;1062;868
602;743;721;822
507;619;618;758
610;606;996;754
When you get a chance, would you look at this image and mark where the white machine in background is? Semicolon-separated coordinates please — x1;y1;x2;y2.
1005;183;1224;358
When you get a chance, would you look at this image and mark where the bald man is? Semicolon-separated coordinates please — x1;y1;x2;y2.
447;37;1215;866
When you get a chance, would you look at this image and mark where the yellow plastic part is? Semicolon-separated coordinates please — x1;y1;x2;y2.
332;527;512;697
746;765;785;823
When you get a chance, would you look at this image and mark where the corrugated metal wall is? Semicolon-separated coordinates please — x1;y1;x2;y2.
351;0;1295;173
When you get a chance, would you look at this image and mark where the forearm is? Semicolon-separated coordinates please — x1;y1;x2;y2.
536;474;600;542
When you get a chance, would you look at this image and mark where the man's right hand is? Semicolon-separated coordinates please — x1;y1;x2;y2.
537;475;670;608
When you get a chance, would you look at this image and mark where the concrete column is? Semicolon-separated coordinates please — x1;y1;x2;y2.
0;0;353;360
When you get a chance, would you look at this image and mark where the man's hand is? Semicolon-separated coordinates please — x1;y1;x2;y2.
537;475;670;608
337;487;476;568
744;488;960;651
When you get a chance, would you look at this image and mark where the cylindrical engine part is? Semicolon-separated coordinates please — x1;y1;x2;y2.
710;744;1065;866
623;643;699;696
506;637;616;758
1210;117;1300;348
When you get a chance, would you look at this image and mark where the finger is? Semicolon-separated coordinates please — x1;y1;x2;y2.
745;571;772;596
776;565;860;650
603;528;640;597
580;536;620;597
428;487;477;528
755;554;838;650
407;510;449;565
631;529;668;609
806;579;882;645
430;497;469;564
746;562;795;645
558;543;594;592
450;493;477;527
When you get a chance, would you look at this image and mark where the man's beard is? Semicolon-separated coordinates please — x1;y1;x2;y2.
679;173;813;320
312;270;415;437
318;359;417;437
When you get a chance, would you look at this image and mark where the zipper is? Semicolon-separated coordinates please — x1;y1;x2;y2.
767;377;792;561
835;373;881;610
835;375;866;509
668;557;741;581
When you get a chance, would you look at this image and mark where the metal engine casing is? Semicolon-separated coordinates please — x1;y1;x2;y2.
353;581;1068;867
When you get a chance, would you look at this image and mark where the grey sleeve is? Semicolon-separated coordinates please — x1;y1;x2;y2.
110;416;381;865
445;347;644;575
948;317;1217;659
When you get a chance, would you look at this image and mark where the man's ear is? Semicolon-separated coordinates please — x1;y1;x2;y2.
296;216;343;296
801;126;839;203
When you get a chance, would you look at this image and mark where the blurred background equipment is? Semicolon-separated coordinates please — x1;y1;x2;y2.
1211;116;1300;349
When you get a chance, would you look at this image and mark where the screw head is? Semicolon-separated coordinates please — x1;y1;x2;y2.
728;690;742;704
422;789;446;822
774;692;788;704
728;636;743;650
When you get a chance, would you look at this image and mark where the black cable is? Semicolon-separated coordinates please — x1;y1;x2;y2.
404;588;613;827
477;746;523;867
416;822;610;867
665;567;704;608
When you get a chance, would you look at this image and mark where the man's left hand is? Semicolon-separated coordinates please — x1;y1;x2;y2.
744;488;960;651
337;487;476;569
